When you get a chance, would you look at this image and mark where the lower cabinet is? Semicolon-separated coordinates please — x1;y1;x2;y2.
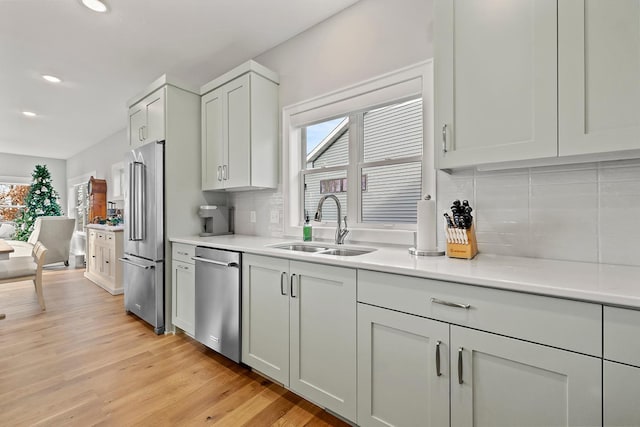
357;303;449;427
171;243;196;336
242;254;356;422
604;361;640;427
451;326;601;427
603;306;640;427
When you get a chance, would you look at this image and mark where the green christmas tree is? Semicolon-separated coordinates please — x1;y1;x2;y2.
14;164;63;241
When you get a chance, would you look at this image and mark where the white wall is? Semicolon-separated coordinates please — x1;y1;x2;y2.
230;0;434;236
0;153;67;213
66;128;129;205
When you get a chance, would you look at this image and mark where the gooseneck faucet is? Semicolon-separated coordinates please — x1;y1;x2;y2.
314;194;349;245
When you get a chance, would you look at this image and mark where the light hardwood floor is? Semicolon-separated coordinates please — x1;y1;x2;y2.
0;268;350;426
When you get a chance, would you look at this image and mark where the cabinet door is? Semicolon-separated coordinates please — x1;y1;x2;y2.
224;74;251;189
241;255;290;385
450;326;601;427
102;245;114;279
202;87;225;190
171;260;195;336
144;88;165;143
129;104;145;148
87;234;98;273
357;303;449;427
604;361;640;427
559;0;640;155
289;261;357;421
435;0;557;169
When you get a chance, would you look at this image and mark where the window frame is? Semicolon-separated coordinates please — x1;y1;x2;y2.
282;60;436;245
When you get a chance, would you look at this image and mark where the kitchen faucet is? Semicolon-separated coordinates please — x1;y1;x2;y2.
314;195;349;245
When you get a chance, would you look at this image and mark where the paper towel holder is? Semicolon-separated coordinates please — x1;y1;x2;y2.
410;195;445;256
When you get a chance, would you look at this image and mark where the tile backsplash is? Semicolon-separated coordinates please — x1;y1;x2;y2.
229;158;640;267
436;158;640;266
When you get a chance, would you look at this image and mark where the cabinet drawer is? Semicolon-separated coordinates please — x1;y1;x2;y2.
172;243;195;264
358;270;602;357
96;232;106;241
604;306;640;366
105;232;114;244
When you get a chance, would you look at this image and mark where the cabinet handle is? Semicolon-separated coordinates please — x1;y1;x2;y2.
458;347;464;384
442;124;448;153
105;260;109;264
431;297;470;310
138;127;143;141
435;340;442;377
178;265;189;271
142;125;147;140
222;164;228;180
177;251;188;256
280;272;288;296
217;166;222;181
290;274;297;298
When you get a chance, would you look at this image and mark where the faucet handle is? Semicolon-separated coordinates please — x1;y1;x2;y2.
343;216;348;229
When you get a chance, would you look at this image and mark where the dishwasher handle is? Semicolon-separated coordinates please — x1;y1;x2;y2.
119;257;154;270
191;256;239;268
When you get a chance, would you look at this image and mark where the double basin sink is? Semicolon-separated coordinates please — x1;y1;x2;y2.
270;242;376;257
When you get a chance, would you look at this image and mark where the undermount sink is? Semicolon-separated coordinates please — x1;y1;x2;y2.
319;248;374;257
272;244;329;253
270;243;376;257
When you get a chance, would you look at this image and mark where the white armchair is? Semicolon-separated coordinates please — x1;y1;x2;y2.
7;216;75;266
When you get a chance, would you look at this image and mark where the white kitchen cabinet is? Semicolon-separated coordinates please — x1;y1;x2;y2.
171;243;196;336
451;325;601;427
603;305;640;426
559;0;640;156
201;61;279;191
435;0;558;169
241;254;290;384
241;254;356;422
604;361;640;427
128;87;165;148
357;303;449;427
84;228;123;295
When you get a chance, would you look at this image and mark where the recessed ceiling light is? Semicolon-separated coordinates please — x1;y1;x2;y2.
81;0;108;13
42;75;62;83
22;111;37;117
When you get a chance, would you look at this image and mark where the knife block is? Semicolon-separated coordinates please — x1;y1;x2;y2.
446;223;478;260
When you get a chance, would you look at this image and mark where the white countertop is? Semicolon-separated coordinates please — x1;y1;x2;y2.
86;224;125;231
170;234;640;309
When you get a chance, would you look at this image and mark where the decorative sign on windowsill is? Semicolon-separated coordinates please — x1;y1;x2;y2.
320;176;367;194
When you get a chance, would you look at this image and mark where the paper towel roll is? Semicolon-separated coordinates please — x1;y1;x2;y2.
416;196;437;251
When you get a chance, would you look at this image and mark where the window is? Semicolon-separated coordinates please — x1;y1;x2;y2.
300;98;423;226
0;183;30;222
283;61;434;244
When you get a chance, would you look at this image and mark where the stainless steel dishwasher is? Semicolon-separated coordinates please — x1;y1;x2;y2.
192;246;241;363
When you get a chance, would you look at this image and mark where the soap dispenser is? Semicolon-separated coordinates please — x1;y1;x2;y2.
303;214;312;241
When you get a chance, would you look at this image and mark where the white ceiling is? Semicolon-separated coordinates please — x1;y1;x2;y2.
0;0;359;160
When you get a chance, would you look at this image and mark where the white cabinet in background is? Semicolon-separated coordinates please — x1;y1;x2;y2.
171;243;196;336
201;61;279;191
357;303;449;427
128;87;165;148
84;228;123;295
241;254;356;422
435;0;558;169
451;326;601;427
559;0;640;156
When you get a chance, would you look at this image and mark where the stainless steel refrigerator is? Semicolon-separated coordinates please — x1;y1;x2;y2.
120;140;165;334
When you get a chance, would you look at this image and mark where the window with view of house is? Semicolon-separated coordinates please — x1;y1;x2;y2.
301;98;423;226
0;183;30;222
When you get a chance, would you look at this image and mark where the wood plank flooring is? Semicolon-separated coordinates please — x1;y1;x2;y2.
0;268;350;426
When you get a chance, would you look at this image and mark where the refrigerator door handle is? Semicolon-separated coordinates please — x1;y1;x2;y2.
119;257;154;269
129;161;145;241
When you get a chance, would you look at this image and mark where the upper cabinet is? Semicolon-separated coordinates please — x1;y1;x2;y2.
435;0;640;170
559;0;640;156
200;60;279;191
128;87;166;148
435;0;558;169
